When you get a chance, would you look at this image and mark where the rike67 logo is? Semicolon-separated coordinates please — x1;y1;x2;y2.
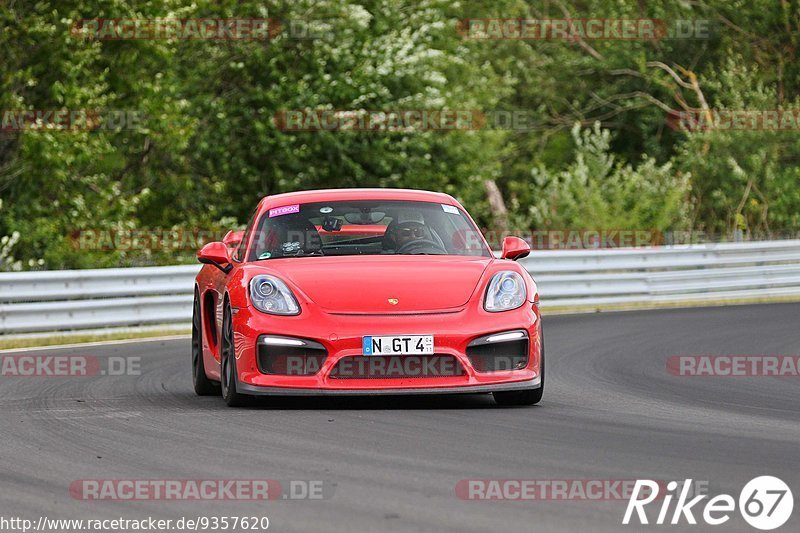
623;476;794;530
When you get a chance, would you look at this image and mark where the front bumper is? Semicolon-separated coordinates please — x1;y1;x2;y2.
237;377;541;396
231;301;541;394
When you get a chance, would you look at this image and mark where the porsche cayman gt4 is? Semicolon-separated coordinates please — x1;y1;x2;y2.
192;189;543;406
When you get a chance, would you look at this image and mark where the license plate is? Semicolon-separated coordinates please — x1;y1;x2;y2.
362;335;434;356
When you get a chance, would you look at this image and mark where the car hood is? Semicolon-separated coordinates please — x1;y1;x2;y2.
273;256;492;314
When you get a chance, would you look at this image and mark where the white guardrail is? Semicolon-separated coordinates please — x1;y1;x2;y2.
1;240;800;334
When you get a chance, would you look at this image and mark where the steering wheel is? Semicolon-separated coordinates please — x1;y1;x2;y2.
396;238;447;255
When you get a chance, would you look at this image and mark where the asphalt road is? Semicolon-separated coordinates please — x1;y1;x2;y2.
1;303;798;532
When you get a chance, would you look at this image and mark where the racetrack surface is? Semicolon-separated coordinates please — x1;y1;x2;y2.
1;303;798;532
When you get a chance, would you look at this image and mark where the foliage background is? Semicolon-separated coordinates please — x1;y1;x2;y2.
1;0;799;269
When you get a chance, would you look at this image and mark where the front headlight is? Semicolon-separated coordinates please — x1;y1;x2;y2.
484;271;527;312
250;275;300;315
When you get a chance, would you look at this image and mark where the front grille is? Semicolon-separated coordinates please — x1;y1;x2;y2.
257;336;327;376
466;331;529;372
330;354;465;379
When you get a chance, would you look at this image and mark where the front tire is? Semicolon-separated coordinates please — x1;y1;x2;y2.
192;291;219;396
220;302;249;407
493;327;545;406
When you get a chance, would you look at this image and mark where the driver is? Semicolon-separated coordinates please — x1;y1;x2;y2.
394;221;428;249
389;212;431;252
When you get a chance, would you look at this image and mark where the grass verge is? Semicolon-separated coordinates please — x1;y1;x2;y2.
0;328;190;350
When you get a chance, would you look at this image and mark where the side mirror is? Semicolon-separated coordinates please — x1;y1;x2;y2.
501;236;531;261
223;230;245;248
198;241;232;273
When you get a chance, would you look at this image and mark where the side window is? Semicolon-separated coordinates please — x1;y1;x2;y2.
233;207;258;262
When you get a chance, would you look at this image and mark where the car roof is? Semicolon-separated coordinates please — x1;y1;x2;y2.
259;188;459;208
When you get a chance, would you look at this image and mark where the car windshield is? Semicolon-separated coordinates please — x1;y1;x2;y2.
247;200;491;260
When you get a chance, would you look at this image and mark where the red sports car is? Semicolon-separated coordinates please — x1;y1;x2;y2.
193;188;543;406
